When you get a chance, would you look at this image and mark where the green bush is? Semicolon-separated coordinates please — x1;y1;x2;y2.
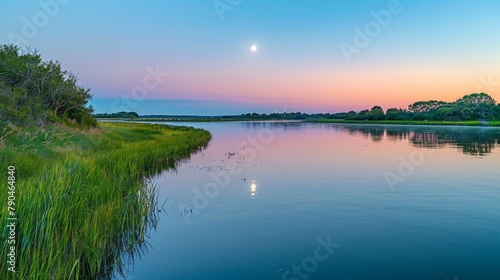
0;44;96;129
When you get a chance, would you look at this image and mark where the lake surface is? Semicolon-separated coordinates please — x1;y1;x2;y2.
118;122;500;280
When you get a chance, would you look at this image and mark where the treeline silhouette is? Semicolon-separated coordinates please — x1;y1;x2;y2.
335;93;500;121
94;111;139;119
235;93;500;122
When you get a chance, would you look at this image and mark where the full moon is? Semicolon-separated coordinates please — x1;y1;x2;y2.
251;45;258;52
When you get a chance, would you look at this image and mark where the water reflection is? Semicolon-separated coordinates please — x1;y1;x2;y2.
238;122;500;156
250;180;258;197
123;121;500;280
334;125;500;156
240;121;308;133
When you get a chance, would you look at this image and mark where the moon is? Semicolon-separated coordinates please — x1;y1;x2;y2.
250;45;258;52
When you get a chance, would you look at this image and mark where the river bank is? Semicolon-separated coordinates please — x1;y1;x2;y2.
0;122;211;279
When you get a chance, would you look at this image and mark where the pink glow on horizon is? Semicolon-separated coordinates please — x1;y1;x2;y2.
91;59;495;113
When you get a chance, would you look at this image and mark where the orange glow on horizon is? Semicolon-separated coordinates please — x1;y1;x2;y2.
143;64;491;112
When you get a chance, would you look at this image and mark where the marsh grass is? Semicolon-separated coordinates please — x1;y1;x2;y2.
0;122;211;279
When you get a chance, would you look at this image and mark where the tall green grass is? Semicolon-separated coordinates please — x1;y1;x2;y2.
0;122;211;279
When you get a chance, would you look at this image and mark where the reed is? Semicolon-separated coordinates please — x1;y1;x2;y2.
0;122;211;279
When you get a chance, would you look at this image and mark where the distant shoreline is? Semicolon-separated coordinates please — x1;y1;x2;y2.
96;117;500;127
311;118;500;127
98;117;305;123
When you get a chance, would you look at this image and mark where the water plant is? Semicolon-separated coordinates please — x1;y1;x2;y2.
0;122;211;279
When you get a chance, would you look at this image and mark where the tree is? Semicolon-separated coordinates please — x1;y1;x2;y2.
455;93;496;120
408;100;447;113
386;108;403;120
0;44;96;128
492;105;500;120
369;106;385;120
435;104;456;121
358;109;370;120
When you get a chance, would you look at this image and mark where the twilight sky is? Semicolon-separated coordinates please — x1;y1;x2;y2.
1;0;500;115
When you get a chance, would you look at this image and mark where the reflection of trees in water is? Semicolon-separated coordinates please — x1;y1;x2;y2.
332;124;500;156
240;121;305;132
409;132;446;149
439;130;497;156
386;129;410;142
409;128;498;156
311;124;386;142
237;121;500;156
340;126;385;142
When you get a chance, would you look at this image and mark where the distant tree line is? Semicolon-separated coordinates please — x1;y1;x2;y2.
237;112;329;120
238;93;500;122
0;45;96;129
2;43;499;127
93;111;139;119
328;93;500;121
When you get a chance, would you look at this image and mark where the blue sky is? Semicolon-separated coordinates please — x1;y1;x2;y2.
1;0;500;115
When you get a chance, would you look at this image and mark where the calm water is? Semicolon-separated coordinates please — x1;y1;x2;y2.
119;122;500;280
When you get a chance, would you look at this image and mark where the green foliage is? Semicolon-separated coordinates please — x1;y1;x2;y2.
408;100;448;113
324;93;500;123
0;123;211;279
93;111;140;119
369;106;385;120
455;92;496;120
0;44;96;129
385;108;403;120
134;93;499;124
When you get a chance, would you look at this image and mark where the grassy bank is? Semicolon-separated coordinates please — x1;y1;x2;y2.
0;122;211;279
312;118;500;127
